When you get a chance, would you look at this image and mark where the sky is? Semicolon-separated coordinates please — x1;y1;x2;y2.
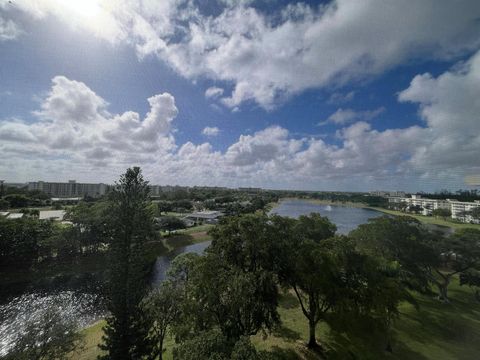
0;0;480;192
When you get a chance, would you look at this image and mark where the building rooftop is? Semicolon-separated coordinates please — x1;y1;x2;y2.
186;210;224;219
7;213;24;219
39;210;66;221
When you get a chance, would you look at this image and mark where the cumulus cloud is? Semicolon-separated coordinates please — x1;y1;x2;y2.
2;49;480;190
0;76;178;170
225;126;303;166
320;107;385;126
4;0;480;109
398;49;480;177
202;126;220;136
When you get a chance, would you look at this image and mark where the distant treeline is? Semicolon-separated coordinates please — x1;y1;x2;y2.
416;189;480;202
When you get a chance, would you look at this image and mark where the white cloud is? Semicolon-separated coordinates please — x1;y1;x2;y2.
320;107;385;126
327;91;355;104
202;126;220;136
0;15;22;41
225;126;303;166
1;49;480;191
204;87;224;99
0;75;178;168
4;0;480;109
398;49;480;177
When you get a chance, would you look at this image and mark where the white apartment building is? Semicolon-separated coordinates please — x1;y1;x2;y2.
387;195;480;223
450;200;480;223
28;180;108;198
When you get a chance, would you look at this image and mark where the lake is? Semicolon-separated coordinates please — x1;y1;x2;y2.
270;199;383;234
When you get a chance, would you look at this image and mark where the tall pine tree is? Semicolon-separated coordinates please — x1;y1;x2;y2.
99;167;154;359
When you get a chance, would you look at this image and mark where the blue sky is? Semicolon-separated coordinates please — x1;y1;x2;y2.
1;0;480;192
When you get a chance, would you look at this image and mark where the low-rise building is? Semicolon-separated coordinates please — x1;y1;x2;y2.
7;213;24;219
185;210;224;224
39;210;66;221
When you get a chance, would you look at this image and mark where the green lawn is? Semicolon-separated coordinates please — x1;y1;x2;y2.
76;277;480;360
369;207;480;231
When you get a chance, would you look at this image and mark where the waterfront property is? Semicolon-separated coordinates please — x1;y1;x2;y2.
388;194;480;223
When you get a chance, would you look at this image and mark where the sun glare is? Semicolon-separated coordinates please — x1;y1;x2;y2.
63;0;101;19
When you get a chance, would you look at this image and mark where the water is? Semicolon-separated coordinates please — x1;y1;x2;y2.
0;241;211;355
270;199;383;234
151;241;211;285
0;291;104;356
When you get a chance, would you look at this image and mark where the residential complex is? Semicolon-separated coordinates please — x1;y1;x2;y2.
388;194;480;223
28;180;108;198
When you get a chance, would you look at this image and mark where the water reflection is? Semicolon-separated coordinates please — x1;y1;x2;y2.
0;240;211;356
271;199;383;234
0;291;105;356
151;241;211;285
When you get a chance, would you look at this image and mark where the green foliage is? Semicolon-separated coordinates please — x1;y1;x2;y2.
431;208;452;218
157;216;186;233
99;167;156;359
173;330;262;360
66;201;110;253
0;217;53;269
142;280;182;360
4;194;30;208
157;200;174;214
469;207;480;220
351;216;436;293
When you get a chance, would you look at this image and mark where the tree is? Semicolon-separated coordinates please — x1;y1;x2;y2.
172;330;262;360
171;215;281;346
157;216;186;234
99;167;155;359
351;216;480;303
4;304;84;360
432;208;452;220
157;201;173;215
468;207;480;221
141;281;181;360
4;194;30;208
429;228;480;302
273;213;337;348
460;270;480;301
351;216;436;293
0;217;53;269
409;205;423;214
67;201;110;254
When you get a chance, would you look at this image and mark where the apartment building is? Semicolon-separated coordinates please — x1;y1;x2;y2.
28;180;108;198
450;200;480;223
387;195;480;223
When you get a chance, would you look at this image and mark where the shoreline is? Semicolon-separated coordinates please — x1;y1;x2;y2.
274;197;368;208
273;197;480;231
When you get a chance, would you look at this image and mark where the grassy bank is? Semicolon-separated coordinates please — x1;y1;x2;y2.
369;207;480;231
77;276;480;359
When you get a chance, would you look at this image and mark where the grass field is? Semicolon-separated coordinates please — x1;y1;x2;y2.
76;276;480;360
